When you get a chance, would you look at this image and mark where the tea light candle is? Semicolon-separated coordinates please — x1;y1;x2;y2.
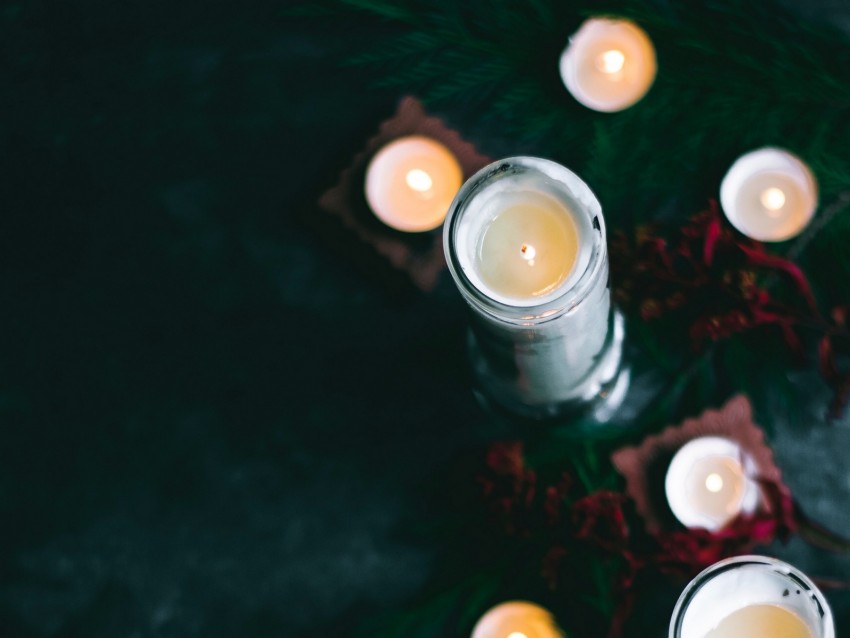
670;556;835;638
665;437;760;531
719;147;818;242
364;135;463;233
471;601;564;638
558;18;657;112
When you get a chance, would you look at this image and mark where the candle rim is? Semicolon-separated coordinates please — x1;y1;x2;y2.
444;156;607;325
669;556;834;638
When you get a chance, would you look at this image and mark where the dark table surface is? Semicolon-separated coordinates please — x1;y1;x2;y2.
2;2;849;637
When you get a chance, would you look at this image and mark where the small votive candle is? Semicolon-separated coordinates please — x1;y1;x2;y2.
720;147;818;242
669;556;834;638
559;18;657;112
471;601;564;638
665;437;759;531
364;135;463;233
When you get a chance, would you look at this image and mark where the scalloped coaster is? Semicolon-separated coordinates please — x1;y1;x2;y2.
311;96;491;293
611;395;790;535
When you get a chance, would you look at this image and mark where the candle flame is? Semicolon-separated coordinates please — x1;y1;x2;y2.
760;187;786;215
507;633;529;638
705;473;724;493
405;168;433;193
596;49;626;74
520;243;537;265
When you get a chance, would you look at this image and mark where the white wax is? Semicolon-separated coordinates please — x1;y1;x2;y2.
677;561;830;638
720;147;818;242
364;136;463;232
471;601;563;638
475;190;580;303
665;437;759;531
559;18;656;112
454;169;593;307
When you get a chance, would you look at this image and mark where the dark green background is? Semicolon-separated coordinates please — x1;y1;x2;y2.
2;1;848;636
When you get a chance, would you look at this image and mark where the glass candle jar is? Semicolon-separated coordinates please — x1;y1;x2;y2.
444;157;627;421
669;556;834;638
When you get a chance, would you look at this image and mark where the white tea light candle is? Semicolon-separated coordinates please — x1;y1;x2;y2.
669;556;834;638
720;147;818;242
445;157;627;419
471;601;564;638
364;135;463;232
665;437;759;531
559;18;657;112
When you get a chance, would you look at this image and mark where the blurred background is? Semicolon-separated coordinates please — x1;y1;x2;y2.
2;1;849;636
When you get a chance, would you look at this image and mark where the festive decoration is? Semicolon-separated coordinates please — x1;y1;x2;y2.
291;2;850;637
444;157;626;420
664;436;760;532
611;396;787;536
558;18;656;113
610;201;850;418
471;601;564;638
669;556;835;638
313;96;490;292
611;201;817;350
719;147;818;242
364;135;462;232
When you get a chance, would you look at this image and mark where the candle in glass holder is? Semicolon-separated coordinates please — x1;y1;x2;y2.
559;18;657;112
364;135;463;232
719;147;818;242
444;157;627;420
664;437;759;531
669;556;834;638
471;601;564;638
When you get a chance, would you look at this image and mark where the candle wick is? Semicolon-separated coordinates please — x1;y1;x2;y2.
520;243;537;263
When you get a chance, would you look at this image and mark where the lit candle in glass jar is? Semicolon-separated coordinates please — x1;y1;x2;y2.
664;437;760;531
364;135;463;232
559;18;657;112
670;556;834;638
719;147;818;242
445;157;627;420
471;601;564;638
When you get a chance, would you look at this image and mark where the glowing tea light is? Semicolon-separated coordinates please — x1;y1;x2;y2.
364;135;463;232
665;437;760;531
670;556;835;638
720;147;818;242
471;601;564;638
559;18;657;112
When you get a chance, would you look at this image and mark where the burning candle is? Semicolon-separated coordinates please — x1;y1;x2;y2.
475;189;580;304
445;157;627;420
559;18;657;112
471;601;564;638
664;437;759;531
669;556;834;638
719;147;818;242
364;135;463;232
